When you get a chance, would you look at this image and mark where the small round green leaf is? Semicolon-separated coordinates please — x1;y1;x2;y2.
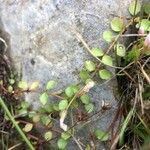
111;18;124;32
95;129;109;141
28;111;36;118
85;103;94;113
46;80;56;90
23;123;33;133
8;85;13;93
21;101;30;109
65;86;74;97
59;100;68;110
71;85;79;94
99;69;112;80
44;104;54;113
101;55;113;66
85;60;96;72
80;94;90;104
38;107;46;114
61;131;71;140
91;48;104;57
18;80;28;90
140;19;150;31
40;92;49;105
85;145;91;150
53;104;59;111
44;131;53;141
144;3;150;15
57;138;68;149
129;0;141;16
116;43;126;57
9;79;15;85
41;115;51;126
30;81;39;90
103;31;113;43
80;69;90;82
32;114;40;123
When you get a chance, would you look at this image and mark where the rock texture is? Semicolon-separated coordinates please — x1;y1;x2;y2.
0;0;144;149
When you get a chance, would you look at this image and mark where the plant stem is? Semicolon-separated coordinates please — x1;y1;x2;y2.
0;97;35;150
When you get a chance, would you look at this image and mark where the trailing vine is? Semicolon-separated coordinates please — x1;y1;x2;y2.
0;0;150;149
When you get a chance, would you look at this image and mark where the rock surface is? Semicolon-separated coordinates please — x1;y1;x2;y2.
0;0;145;149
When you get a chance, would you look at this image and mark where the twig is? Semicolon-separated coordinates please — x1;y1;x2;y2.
73;30;102;62
49;93;64;100
139;63;150;85
110;134;119;150
73;30;122;69
142;57;150;68
0;130;9;134
72;135;84;150
116;34;147;37
8;143;22;150
138;75;144;114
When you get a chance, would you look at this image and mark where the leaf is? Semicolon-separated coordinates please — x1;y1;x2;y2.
59;100;68;110
30;81;39;90
111;18;124;32
21;101;30;109
129;0;141;15
80;69;90;82
101;55;113;66
103;31;113;43
41;115;51;126
18;80;28;90
32;114;40;123
44;104;54;113
85;103;94;113
28;111;36;118
53;104;59;111
80;94;90;104
99;69;112;80
71;85;79;94
140;19;150;31
116;43;126;57
57;138;68;149
85;145;91;150
40;92;49;105
144;2;150;15
23;123;33;133
91;48;104;57
38;107;47;114
65;86;74;97
46;80;56;90
85;61;96;72
9;79;15;85
95;129;109;141
18;109;27;116
8;85;13;93
61;131;71;140
44;131;53;141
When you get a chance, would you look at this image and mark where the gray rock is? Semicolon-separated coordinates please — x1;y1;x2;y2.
0;0;146;149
